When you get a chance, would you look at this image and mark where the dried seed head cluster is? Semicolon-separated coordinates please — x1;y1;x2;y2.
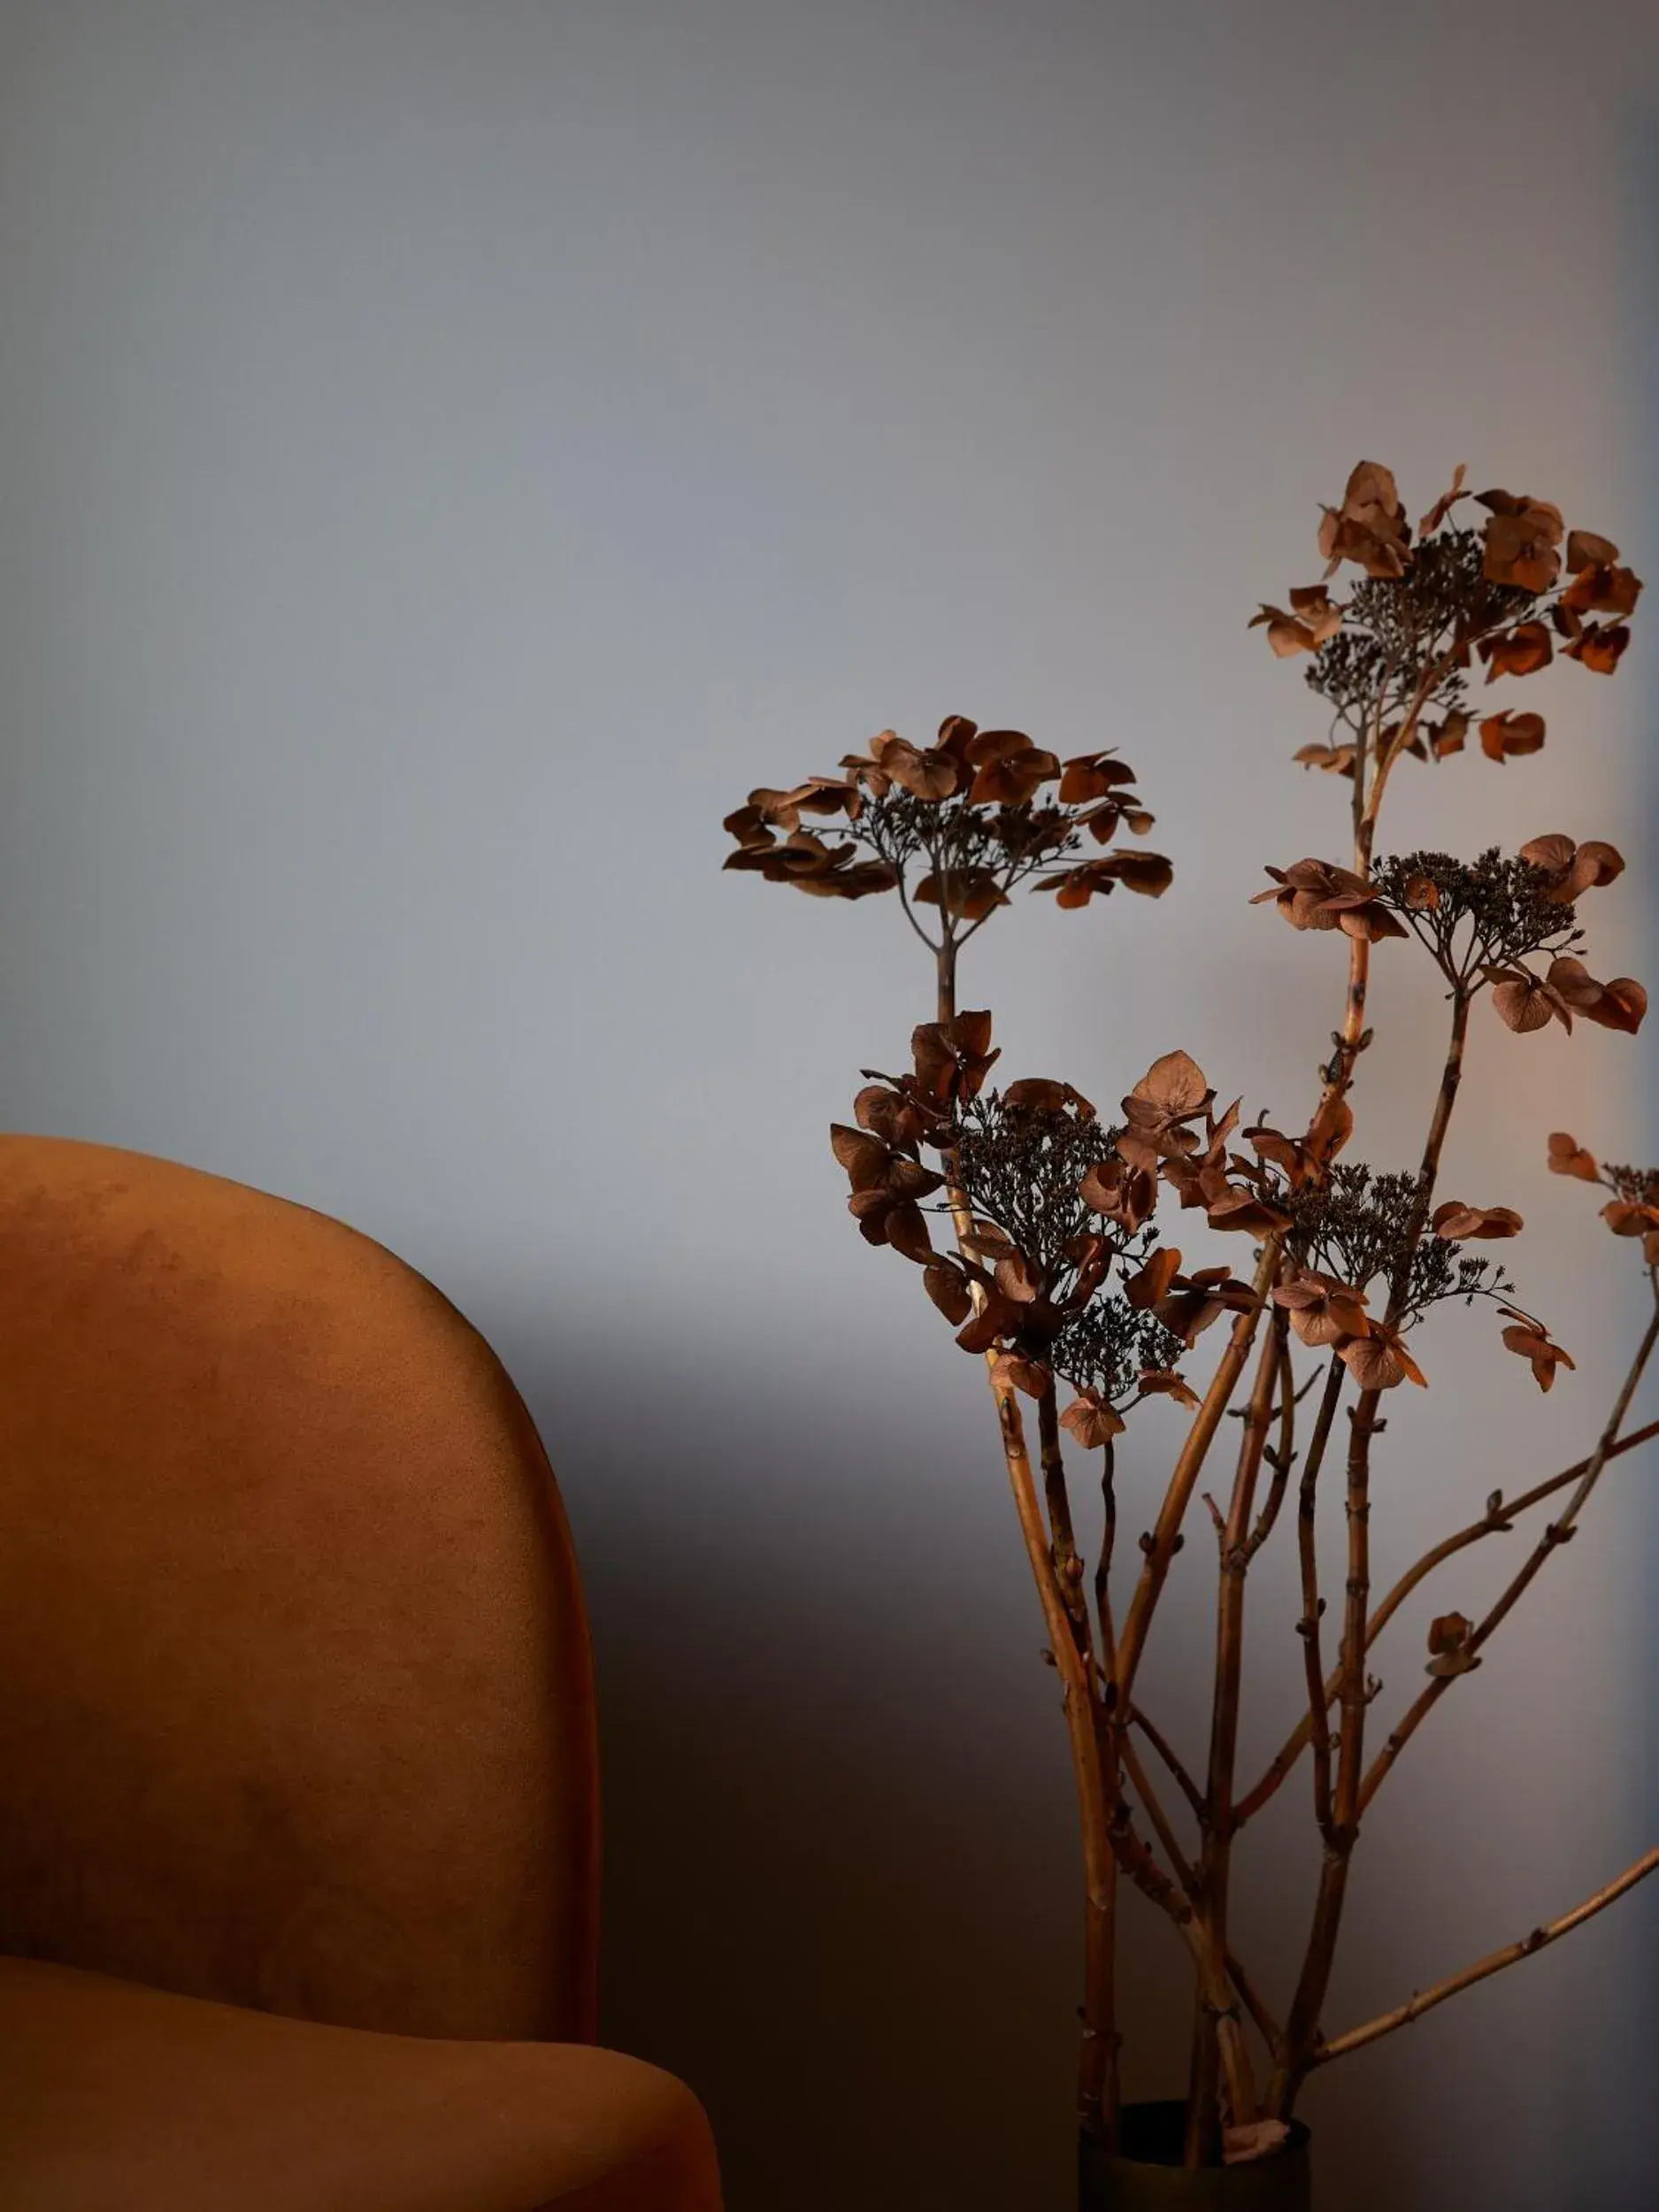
1257;838;1644;1036
831;1018;1194;1422
1266;465;1644;782
723;715;1171;936
1284;1163;1517;1328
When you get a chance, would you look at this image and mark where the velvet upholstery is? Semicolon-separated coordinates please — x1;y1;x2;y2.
0;1134;720;2208
0;1960;721;2212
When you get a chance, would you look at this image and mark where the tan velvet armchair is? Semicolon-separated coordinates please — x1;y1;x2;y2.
0;1135;721;2211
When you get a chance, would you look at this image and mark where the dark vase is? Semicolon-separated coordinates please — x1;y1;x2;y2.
1079;2103;1313;2210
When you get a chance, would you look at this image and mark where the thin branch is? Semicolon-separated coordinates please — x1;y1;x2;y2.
1242;1328;1299;1563
1271;981;1471;2112
1129;1703;1204;1823
1113;1235;1285;1707
1094;1439;1118;1677
1190;1311;1286;2160
1119;1727;1201;1903
1313;1846;1659;2067
1360;1287;1659;1818
1234;1413;1659;1824
1367;1412;1659;1647
893;872;941;954
1299;1356;1345;1841
1225;1947;1283;2061
1039;1386;1094;1644
936;942;1118;2142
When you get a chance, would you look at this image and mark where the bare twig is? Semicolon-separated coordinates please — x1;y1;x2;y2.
1114;1237;1284;1707
1242;1328;1300;1563
1188;1311;1286;2159
1313;1847;1659;2066
1360;1286;1659;1817
936;941;1119;2143
1129;1703;1204;1823
1272;982;1472;2110
1235;1414;1659;1823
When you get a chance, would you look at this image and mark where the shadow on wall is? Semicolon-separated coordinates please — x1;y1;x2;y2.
509;1321;1417;2212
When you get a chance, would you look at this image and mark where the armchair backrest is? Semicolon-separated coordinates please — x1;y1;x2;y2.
0;1135;599;2041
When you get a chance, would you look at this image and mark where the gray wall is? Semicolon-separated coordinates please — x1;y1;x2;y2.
3;4;1658;2205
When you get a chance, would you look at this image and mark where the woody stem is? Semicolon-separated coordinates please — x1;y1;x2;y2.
1185;1311;1284;2163
1298;1357;1346;1840
936;942;1120;2146
1113;1238;1284;1709
1272;979;1472;2109
1316;655;1444;1118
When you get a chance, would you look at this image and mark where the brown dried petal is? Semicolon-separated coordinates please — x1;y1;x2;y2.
922;1259;975;1325
879;737;960;801
1111;849;1175;897
1057;753;1137;803
723;803;776;849
1317;461;1409;578
1418;465;1468;536
1293;741;1357;776
854;1083;925;1148
1562;561;1643;618
1520;834;1624;902
1133;1049;1210;1118
1479;711;1546;762
1563;621;1632;674
968;749;1062;807
1566;529;1620;572
1125;1247;1183;1310
1206;1189;1294;1235
1138;1368;1202;1410
1224;2120;1292;2169
1479;623;1554;681
1600;1201;1659;1238
1061;1393;1126;1448
1003;1077;1096;1117
1306;1090;1355;1168
957;1217;1017;1259
1580;976;1647;1034
1431;710;1470;759
1490;971;1570;1034
1249;590;1343;657
1336;898;1408;943
1273;1273;1371;1347
1499;1309;1575;1392
990;1351;1050;1399
912;1015;999;1103
1430;1201;1523;1240
1548;1132;1600;1181
831;1124;893;1190
1480;497;1563;591
913;867;1009;921
1079;1157;1156;1232
1340;1326;1426;1391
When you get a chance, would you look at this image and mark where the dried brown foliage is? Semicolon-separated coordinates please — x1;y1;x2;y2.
719;457;1657;2171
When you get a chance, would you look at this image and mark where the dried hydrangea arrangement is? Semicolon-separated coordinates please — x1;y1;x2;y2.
720;464;1657;2173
